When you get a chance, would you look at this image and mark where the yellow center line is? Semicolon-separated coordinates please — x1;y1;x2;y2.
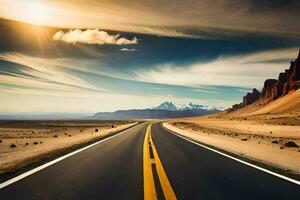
143;124;177;200
143;125;157;200
149;125;177;200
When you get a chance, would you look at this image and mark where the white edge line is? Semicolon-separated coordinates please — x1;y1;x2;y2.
0;124;138;189
160;123;300;186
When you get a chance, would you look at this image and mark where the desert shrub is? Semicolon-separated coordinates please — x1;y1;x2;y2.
68;135;71;137
284;141;299;148
0;139;2;143
54;135;58;138
25;143;29;145
10;144;17;148
95;128;98;132
33;141;38;145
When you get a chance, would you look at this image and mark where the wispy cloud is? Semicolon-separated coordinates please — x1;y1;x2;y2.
1;0;299;38
0;53;107;96
132;48;299;89
0;53;248;113
53;29;138;45
121;48;136;52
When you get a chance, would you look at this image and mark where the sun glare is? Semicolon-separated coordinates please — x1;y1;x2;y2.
22;2;48;25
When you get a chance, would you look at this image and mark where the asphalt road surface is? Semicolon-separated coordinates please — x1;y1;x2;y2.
0;122;299;199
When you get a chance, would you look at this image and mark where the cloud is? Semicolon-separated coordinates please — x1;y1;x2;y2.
132;48;299;89
1;0;299;38
53;29;138;45
121;48;136;52
0;53;107;96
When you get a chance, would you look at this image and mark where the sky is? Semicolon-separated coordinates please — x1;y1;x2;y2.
0;0;299;116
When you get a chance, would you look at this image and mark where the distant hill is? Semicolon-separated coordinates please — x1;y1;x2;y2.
90;102;222;119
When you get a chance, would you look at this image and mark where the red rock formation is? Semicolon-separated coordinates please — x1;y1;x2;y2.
231;103;243;110
260;79;277;99
282;68;291;96
290;50;300;90
230;49;300;111
243;88;260;106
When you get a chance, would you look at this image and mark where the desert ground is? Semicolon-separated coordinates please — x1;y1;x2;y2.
164;90;300;174
0;120;137;175
165;113;300;174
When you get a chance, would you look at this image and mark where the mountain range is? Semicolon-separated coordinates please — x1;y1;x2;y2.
90;102;223;119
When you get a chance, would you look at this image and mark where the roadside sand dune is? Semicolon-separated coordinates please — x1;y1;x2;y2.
224;90;300;117
251;90;300;115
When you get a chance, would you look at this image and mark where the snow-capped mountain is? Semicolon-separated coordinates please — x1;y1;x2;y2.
155;102;224;111
153;101;177;111
91;101;222;119
179;102;209;110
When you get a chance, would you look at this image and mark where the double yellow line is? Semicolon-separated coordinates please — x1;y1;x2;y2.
143;124;177;200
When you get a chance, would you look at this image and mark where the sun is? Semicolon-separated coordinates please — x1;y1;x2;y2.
22;2;49;25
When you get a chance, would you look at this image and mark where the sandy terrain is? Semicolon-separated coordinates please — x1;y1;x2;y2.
164;115;300;174
223;89;300;117
0;120;137;174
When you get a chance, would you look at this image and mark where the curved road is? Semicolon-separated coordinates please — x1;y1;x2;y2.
0;122;299;199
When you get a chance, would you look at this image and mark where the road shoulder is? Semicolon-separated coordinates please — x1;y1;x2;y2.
162;122;300;182
0;122;140;183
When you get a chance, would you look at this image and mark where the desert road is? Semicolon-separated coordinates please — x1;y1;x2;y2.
0;122;299;199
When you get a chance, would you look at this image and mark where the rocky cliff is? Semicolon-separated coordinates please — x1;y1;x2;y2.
242;88;261;107
230;49;300;111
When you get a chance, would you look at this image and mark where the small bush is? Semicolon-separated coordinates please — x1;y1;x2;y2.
0;139;2;143
33;142;38;145
112;125;115;128
54;135;58;138
25;143;29;145
68;135;71;137
284;141;299;148
95;128;98;132
10;144;17;148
